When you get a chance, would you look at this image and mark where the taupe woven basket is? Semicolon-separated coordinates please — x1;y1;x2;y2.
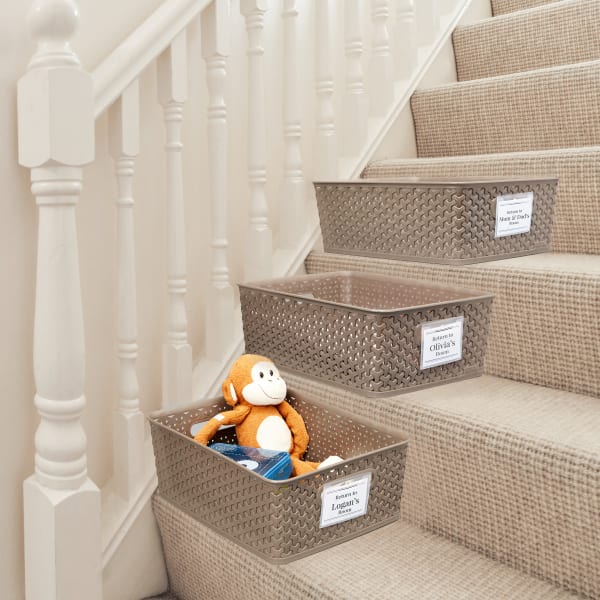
149;390;408;563
315;177;557;264
240;271;493;396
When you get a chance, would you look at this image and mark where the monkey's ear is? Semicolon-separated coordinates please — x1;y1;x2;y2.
222;379;238;406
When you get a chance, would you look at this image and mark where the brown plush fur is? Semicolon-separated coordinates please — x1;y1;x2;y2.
194;354;320;476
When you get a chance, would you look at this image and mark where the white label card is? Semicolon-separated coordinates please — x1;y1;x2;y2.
495;192;534;238
320;472;372;528
420;316;464;370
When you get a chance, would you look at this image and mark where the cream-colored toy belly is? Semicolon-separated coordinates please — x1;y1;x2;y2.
256;415;292;452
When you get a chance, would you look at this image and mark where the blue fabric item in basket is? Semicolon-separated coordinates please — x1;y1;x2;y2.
209;443;293;480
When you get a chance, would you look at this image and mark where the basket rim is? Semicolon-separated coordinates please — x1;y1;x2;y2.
314;176;559;187
147;387;409;486
239;270;494;315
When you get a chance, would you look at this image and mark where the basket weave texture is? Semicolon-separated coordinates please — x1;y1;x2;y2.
240;272;493;395
149;391;408;563
315;179;556;264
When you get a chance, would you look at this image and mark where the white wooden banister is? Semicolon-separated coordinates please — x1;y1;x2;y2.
93;0;213;117
158;31;193;408
394;0;417;80
16;0;471;596
279;0;306;248
18;1;102;598
241;0;272;282
369;0;393;115
202;0;235;359
109;80;145;500
343;0;368;156
314;0;337;179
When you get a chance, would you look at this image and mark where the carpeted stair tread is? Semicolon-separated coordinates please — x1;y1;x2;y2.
492;0;564;15
361;147;600;255
153;493;580;600
282;372;600;599
454;0;600;81
411;60;600;158
305;251;600;398
286;374;600;476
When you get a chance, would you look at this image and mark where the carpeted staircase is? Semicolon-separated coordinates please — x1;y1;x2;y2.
151;1;600;598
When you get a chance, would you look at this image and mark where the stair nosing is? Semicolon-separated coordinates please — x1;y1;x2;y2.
413;57;600;96
456;0;587;33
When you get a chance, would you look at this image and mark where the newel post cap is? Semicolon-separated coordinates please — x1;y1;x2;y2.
18;0;94;169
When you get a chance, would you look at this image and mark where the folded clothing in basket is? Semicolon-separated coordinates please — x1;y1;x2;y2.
209;443;293;480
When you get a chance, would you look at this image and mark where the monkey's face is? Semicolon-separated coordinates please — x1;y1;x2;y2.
241;360;287;406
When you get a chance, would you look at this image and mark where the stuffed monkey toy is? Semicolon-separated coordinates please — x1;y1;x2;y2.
193;354;341;476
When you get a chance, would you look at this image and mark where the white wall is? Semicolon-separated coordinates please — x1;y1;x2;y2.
0;5;37;596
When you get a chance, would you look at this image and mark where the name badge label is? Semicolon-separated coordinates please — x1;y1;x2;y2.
320;472;372;528
495;192;534;238
420;316;464;369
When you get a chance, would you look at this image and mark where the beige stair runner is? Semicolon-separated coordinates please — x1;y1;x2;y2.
454;0;600;80
492;0;562;15
411;60;600;158
153;492;580;600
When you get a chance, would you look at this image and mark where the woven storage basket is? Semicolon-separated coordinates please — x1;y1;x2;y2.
149;390;408;563
315;177;557;264
240;271;493;396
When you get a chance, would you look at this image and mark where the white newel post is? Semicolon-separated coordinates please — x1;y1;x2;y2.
314;0;337;179
369;0;393;116
241;0;272;282
279;0;306;247
394;0;417;80
343;0;368;156
202;0;235;359
17;1;102;599
158;31;193;407
109;81;145;499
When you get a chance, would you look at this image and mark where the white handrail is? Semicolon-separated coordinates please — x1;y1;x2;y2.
93;0;212;118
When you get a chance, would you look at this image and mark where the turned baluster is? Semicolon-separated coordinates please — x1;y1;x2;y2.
343;0;368;155
393;0;417;80
158;31;192;407
369;0;394;116
202;0;235;358
241;0;272;281
314;0;337;179
109;80;145;499
279;0;306;247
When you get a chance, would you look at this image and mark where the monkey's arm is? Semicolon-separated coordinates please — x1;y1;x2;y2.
277;400;310;457
193;404;251;445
